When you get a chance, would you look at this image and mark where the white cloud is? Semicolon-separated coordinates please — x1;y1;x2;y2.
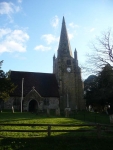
6;30;29;43
51;15;59;28
90;28;95;32
0;28;29;54
69;22;79;28
68;33;74;40
0;2;21;21
0;28;11;39
17;0;22;3
0;2;21;15
41;34;59;45
34;45;51;51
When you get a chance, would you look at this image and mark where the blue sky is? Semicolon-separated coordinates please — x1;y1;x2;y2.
0;0;113;79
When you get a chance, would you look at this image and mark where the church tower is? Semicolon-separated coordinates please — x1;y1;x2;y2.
53;17;85;110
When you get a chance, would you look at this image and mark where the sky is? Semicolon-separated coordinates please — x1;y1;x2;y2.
0;0;113;80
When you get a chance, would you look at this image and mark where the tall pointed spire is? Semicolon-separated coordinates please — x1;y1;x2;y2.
57;16;73;58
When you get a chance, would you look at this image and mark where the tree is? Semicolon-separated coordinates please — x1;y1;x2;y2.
0;61;16;101
84;75;99;108
84;75;97;92
83;29;113;75
97;64;113;105
84;64;113;112
97;30;113;62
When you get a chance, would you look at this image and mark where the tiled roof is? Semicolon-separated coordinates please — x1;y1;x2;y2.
10;71;59;97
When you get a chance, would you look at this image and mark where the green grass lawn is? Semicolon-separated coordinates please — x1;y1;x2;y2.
0;112;87;138
71;111;110;124
0;111;113;150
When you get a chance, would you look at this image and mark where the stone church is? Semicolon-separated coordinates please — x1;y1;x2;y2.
4;17;85;113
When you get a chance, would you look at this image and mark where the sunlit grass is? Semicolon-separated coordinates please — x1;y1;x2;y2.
0;111;111;138
0;112;86;137
0;111;113;150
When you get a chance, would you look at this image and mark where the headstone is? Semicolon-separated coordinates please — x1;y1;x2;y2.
109;114;113;123
56;107;60;116
47;108;50;116
12;106;14;113
107;107;113;123
65;107;71;117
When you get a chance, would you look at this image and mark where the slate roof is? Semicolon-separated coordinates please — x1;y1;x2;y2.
10;71;59;98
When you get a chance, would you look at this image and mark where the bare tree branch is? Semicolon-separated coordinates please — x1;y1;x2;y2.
82;29;113;77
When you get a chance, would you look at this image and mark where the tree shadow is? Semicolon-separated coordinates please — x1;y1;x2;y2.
0;135;113;150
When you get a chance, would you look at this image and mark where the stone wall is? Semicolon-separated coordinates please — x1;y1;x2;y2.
53;56;85;111
43;97;59;109
3;94;59;113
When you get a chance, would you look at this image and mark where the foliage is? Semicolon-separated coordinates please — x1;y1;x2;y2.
84;64;113;109
0;60;3;68
84;75;97;92
0;61;16;101
0;78;16;100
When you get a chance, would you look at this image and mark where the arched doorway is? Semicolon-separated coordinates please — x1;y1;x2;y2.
28;99;38;112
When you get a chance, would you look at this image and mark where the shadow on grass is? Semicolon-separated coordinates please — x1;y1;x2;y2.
0;136;113;150
70;111;110;124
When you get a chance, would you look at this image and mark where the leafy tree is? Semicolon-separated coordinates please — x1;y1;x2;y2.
84;75;98;107
84;75;97;91
0;61;16;101
84;64;113;111
97;64;113;105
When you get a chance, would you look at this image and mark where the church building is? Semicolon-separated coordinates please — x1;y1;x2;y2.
4;17;85;113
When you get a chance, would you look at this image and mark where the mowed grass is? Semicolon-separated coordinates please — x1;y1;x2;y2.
0;111;86;138
0;111;111;138
0;111;113;150
72;111;110;124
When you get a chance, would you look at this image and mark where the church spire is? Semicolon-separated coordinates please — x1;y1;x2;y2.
57;16;73;58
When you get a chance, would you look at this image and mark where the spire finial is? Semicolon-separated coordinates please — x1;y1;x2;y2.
63;16;65;21
74;48;78;60
53;54;56;60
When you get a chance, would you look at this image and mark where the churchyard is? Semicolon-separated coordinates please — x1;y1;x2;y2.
0;111;113;150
